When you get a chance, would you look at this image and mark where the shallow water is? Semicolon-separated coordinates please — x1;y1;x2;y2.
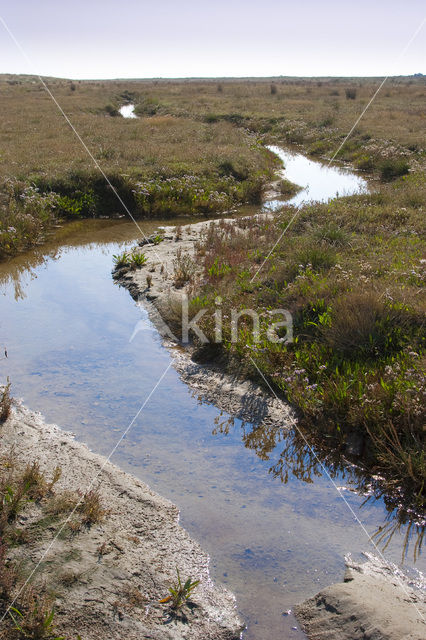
265;145;368;209
1;155;423;639
119;103;137;118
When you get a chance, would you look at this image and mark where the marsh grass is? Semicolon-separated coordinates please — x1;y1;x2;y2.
1;75;424;259
181;172;425;511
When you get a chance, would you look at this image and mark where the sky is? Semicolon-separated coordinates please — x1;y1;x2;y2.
0;1;424;79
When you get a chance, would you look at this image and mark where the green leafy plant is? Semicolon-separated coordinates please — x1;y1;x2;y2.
207;257;231;279
159;568;199;609
9;601;64;640
112;251;130;268
129;251;147;268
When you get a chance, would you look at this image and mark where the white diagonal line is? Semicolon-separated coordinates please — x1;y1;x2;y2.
1;360;172;622
250;15;425;283
0;15;166;268
249;355;425;621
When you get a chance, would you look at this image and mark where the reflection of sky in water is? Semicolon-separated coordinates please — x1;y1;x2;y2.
265;145;368;209
0;208;423;640
119;104;137;118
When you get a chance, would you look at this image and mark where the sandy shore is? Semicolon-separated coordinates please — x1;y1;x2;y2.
295;553;425;640
2;399;243;639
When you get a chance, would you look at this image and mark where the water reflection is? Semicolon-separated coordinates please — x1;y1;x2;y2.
265;145;368;210
209;410;424;563
119;104;137;118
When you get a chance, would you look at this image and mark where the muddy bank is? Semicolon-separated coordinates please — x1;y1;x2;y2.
295;554;426;640
113;218;297;430
2;399;243;639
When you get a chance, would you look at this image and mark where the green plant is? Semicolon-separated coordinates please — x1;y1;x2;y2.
55;191;97;218
129;251;147;269
9;600;64;640
380;158;410;182
112;251;130;268
207;257;231;279
159;568;200;609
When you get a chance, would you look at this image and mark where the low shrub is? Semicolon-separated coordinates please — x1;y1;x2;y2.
380;158;410;182
323;292;412;359
173;248;197;287
345;87;357;100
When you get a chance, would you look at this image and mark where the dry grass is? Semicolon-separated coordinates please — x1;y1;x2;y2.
1;74;424;259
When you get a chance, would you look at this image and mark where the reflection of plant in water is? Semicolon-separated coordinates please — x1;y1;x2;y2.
211;410;424;562
371;514;424;564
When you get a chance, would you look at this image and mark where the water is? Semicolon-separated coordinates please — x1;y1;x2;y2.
119;103;137;118
265;145;368;210
0;153;423;639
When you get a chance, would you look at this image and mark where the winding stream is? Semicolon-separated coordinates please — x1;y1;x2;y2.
0;150;423;639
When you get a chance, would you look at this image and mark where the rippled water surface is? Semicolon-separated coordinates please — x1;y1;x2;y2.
1;153;423;639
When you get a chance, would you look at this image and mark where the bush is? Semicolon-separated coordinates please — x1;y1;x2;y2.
323;292;410;359
270;83;277;95
345;88;357;100
380;158;410;182
356;155;375;172
173;248;197;287
105;103;120;117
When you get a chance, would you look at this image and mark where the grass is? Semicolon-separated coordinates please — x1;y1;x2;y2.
168;172;425;515
159;568;199;610
1;74;424;260
0;409;107;638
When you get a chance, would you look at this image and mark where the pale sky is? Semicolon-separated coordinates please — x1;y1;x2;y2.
0;1;424;78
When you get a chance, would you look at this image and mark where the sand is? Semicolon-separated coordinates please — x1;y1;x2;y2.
2;399;243;639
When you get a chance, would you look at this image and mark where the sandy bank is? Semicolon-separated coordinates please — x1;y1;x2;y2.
113;217;297;430
2;399;243;639
295;553;425;640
